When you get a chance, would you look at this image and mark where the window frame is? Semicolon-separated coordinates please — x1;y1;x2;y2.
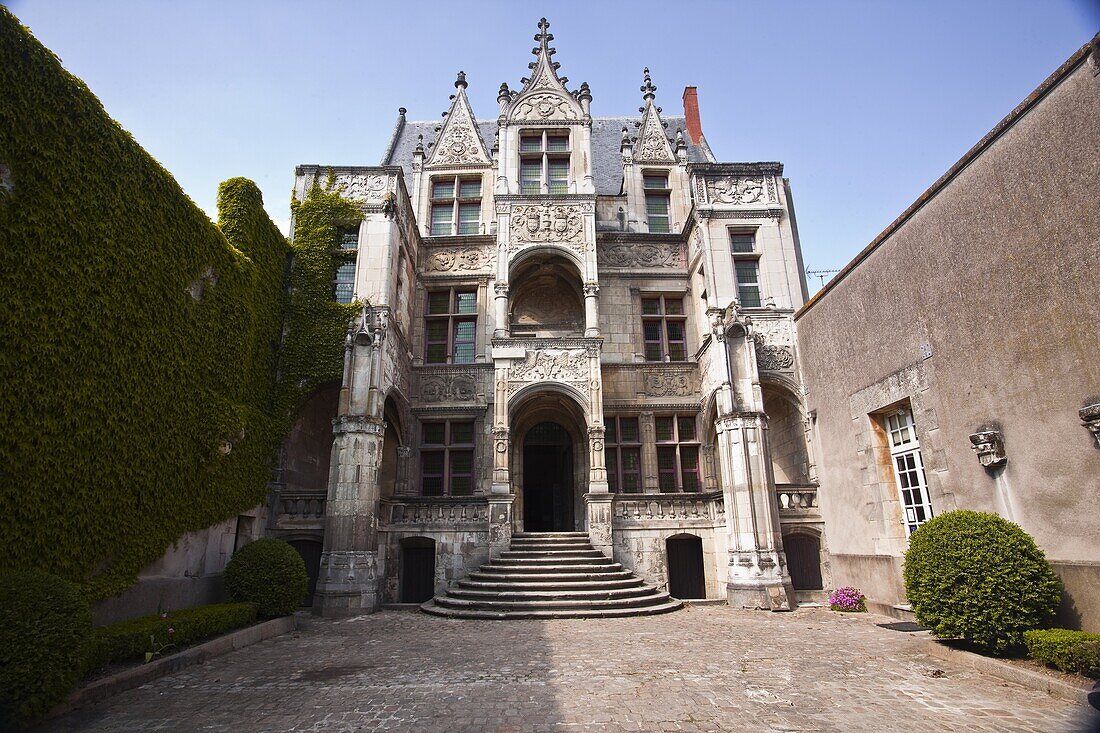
419;420;476;496
430;176;482;236
884;407;934;535
519;130;571;195
424;287;478;364
331;224;360;304
606;416;642;493
643;172;672;233
728;228;763;308
641;294;688;362
654;414;701;493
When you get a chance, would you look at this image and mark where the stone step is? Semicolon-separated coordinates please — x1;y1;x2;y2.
447;585;659;602
478;562;624;574
505;541;595;551
432;591;673;613
420;599;684;620
493;552;608;563
466;570;636;583
457;576;645;591
510;532;590;540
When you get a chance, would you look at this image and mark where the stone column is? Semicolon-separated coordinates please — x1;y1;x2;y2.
493;281;509;339
640;411;659;493
394;446;413;496
716;413;794;611
583;281;600;338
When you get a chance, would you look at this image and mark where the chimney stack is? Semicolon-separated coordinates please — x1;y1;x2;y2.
682;86;703;145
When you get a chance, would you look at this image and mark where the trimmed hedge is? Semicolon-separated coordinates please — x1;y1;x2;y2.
89;602;257;669
0;570;92;730
1024;629;1100;678
224;539;308;617
903;510;1061;655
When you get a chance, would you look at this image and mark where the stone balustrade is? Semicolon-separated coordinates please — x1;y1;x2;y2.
276;491;326;520
776;484;819;516
612;491;725;527
382;498;489;528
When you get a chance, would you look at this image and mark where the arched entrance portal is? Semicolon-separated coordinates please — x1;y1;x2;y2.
522;422;574;531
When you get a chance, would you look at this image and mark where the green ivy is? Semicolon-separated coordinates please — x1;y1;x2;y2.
0;9;353;603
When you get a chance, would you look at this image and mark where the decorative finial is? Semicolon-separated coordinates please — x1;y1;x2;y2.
455;70;468;90
398;107;407;116
533;17;555;58
641;67;657;102
415;134;424;153
497;82;511;103
578;81;592;102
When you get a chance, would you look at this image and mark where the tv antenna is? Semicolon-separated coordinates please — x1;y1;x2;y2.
806;268;841;288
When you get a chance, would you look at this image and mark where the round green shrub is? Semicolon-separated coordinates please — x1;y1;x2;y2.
903;510;1061;655
223;539;308;617
0;570;92;729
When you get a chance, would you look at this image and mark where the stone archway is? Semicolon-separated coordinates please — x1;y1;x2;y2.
508;387;589;533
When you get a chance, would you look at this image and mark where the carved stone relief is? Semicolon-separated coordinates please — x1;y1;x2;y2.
705;175;776;206
635;109;675;162
427;95;489;167
512;93;579;121
420;371;478;403
332;173;392;202
642;369;698;397
752;318;796;372
424;247;492;273
510;203;585;245
506;349;588;396
599;241;684;269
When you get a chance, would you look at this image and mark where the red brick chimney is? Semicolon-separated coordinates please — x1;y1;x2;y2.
682;86;703;145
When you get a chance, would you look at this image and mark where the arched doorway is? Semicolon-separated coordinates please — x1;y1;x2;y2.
400;537;436;603
784;532;823;591
522;422;574;531
666;534;706;599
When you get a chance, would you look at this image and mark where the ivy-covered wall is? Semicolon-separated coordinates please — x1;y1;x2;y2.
0;9;300;602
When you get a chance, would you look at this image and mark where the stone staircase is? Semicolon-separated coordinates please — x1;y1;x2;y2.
420;532;682;619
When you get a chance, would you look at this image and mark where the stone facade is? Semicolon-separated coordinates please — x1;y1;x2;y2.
274;19;822;616
795;40;1100;630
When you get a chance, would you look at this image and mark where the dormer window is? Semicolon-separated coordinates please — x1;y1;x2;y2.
520;131;570;194
644;173;672;233
430;177;481;236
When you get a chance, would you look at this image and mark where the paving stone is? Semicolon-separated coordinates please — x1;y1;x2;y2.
43;606;1089;732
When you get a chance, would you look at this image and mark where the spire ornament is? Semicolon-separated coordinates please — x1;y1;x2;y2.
641;67;657;102
455;70;468;90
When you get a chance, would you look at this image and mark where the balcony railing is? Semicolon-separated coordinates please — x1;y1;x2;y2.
777;484;819;518
275;491;326;521
382;497;489;528
613;491;725;527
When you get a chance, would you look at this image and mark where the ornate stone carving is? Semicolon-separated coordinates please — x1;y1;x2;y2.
642;369;697;397
969;429;1006;467
752;318;796;372
512;93;579;121
508;349;587;383
420;371;478;403
635;111;674;162
1079;400;1100;447
332;173;391;202
426;90;490;167
424;247;492;272
705;175;774;205
510;203;584;244
599;241;684;269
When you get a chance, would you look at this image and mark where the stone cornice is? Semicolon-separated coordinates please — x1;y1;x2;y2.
688;162;784;176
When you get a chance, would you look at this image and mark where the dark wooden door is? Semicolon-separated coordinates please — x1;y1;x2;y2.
400;542;436;603
523;423;573;532
785;534;823;590
289;539;322;607
666;535;705;599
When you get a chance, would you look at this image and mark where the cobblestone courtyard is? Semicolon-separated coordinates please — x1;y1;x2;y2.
46;606;1088;732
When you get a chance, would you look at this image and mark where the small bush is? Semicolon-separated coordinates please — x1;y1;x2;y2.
1024;629;1100;678
89;602;258;669
903;510;1061;655
223;538;308;617
829;586;867;612
0;570;92;730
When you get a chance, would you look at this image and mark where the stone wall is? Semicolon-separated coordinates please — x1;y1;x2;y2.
796;46;1100;631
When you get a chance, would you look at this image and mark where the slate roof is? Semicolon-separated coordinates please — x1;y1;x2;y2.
381;114;715;196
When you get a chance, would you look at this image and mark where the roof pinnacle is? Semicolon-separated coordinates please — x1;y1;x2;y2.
455;71;468;90
641;67;657;102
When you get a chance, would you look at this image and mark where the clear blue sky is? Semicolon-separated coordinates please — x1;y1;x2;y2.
7;0;1097;285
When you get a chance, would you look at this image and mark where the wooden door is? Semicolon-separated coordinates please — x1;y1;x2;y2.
666;535;705;599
